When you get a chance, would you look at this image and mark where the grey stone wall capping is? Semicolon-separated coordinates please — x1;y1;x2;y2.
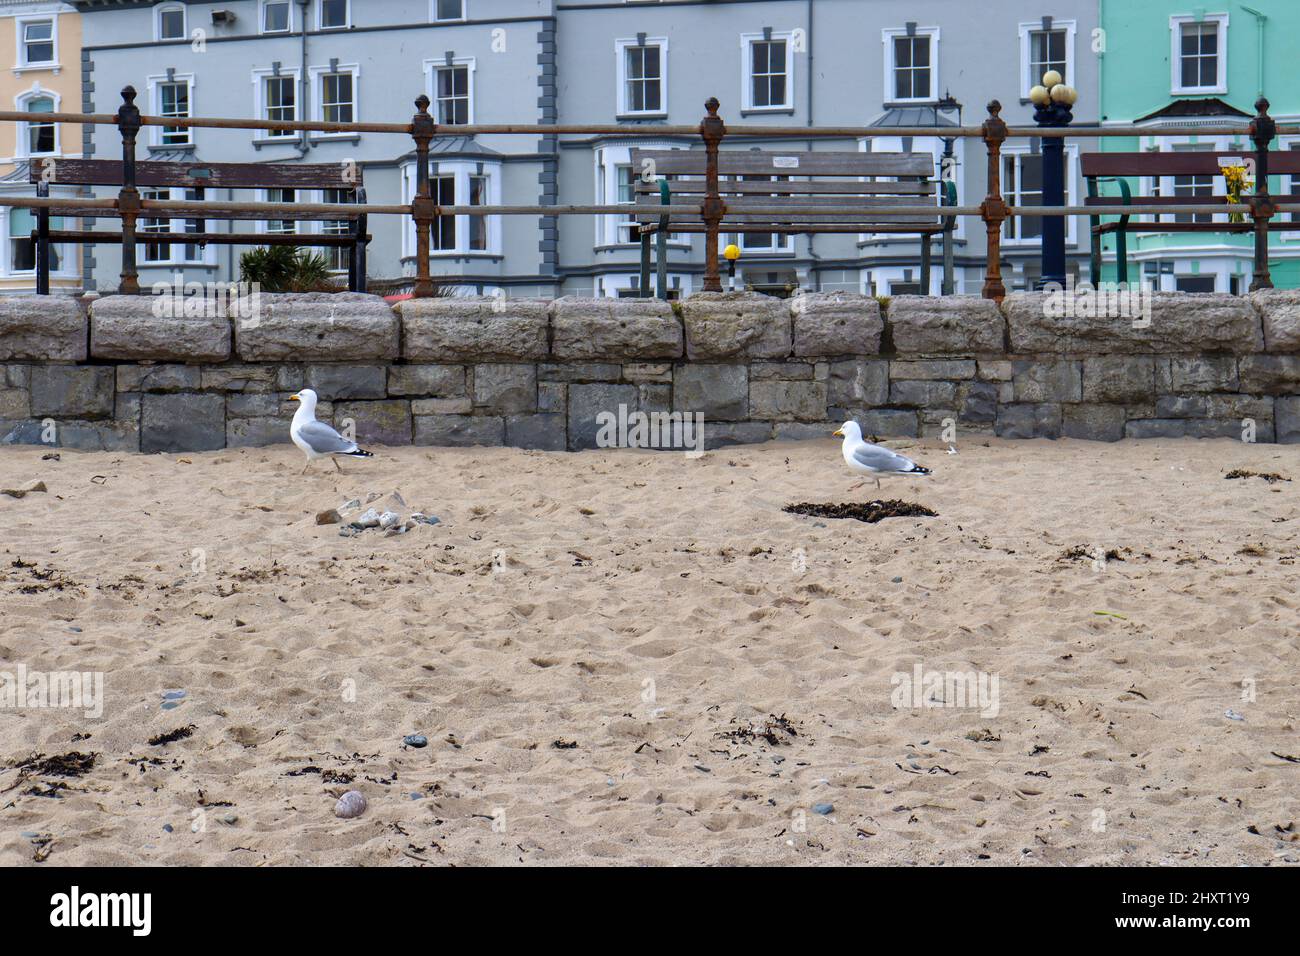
1;292;1297;451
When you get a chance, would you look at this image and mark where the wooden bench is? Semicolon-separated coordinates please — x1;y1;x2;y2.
28;158;369;293
629;148;953;297
1083;150;1300;284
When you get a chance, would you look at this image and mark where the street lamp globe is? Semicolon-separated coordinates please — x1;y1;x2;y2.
1029;84;1051;106
1041;69;1063;88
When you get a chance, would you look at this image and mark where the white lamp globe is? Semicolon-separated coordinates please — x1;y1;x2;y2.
1041;70;1064;88
1029;85;1051;106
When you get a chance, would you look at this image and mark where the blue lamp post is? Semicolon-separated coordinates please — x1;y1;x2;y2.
1029;71;1077;289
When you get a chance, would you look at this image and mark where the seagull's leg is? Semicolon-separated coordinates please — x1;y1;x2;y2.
849;481;865;491
301;459;310;476
333;457;343;474
875;477;881;491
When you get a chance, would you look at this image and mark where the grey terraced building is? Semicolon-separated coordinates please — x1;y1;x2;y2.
68;0;1099;297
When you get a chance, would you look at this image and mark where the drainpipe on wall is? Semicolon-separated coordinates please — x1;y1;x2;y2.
1241;6;1267;100
296;0;311;158
805;0;818;289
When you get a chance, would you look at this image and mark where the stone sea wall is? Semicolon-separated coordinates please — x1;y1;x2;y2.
1;290;1298;453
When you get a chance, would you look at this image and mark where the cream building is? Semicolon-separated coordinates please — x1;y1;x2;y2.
0;0;81;294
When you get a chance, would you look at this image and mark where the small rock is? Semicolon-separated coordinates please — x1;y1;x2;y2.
812;802;834;815
352;508;381;528
334;790;367;819
378;511;401;530
162;823;174;833
338;527;358;537
1224;708;1245;721
891;576;903;584
315;508;342;525
403;734;428;748
364;492;382;504
410;512;441;526
338;498;361;515
41;453;59;461
220;813;238;826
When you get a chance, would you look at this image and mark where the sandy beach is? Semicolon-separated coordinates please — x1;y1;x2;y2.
0;436;1297;866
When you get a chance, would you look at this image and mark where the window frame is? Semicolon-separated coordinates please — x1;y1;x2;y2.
147;73;195;148
137;186;213;267
15;88;60;159
1169;13;1229;95
593;142;688;249
251;68;302;141
1;201;72;279
15;15;58;71
1017;20;1076;98
881;27;939;105
401;159;502;258
155;4;187;43
423;57;476;126
431;0;467;22
260;0;295;35
999;142;1079;246
317;0;351;31
740;32;794;113
614;36;668;118
308;63;360;135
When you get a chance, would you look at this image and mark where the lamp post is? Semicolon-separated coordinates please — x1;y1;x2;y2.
723;243;740;291
1029;70;1077;289
934;92;963;295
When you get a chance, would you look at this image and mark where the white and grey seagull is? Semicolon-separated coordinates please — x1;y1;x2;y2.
288;388;374;474
833;420;931;490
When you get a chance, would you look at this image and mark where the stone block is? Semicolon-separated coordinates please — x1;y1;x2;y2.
680;292;790;359
226;417;287;447
387;364;466;397
303;365;386;400
889;379;959;407
334;400;413;445
672;364;748;421
890;360;977;381
1237;355;1300;394
91;295;230;362
236;293;397;361
1004;291;1263;353
1012;360;1081;403
622;363;674;383
1250;289;1300;352
827;359;889;407
411;397;473;415
959;381;998;424
773;421;841;441
54;420;139;452
538;362;621;383
1166;356;1239;393
568;382;638;450
888;295;1004;354
30;366;115;419
790;291;882;356
551;297;682;360
473;364;537;415
0;388;29;419
1062;404;1126;442
1125;419;1186;439
1081;355;1155;403
226;393;282;418
977;360;1014;382
703;421;773;448
1275;397;1300;443
853;409;920;438
995;403;1062;439
1155;395;1208;418
748;380;827;421
115;364;201;393
506;413;566;451
0;295;87;361
412;414;505;447
201;365;278;392
141;392;225;453
398;296;549;361
537;382;566;413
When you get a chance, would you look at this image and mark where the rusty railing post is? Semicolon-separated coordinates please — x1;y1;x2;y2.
699;97;726;293
115;86;142;295
410;94;436;298
979;100;1009;302
1248;96;1276;292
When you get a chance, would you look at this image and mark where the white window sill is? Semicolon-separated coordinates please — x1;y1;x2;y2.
311;133;359;142
1172;86;1227;96
740;105;794;115
616;113;668;121
13;63;61;75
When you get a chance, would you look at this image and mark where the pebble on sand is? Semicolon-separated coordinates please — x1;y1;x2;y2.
812;803;834;815
403;734;428;748
334;790;368;819
316;509;342;525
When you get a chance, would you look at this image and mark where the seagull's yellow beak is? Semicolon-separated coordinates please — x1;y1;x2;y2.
288;393;300;402
832;428;844;437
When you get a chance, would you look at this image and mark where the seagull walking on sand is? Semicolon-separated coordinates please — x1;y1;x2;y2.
288;388;374;474
833;421;931;491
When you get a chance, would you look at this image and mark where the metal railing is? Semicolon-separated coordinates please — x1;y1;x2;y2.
4;87;1298;299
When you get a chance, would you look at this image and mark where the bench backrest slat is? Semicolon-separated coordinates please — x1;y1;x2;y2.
630;148;933;178
29;158;361;190
1081;150;1300;178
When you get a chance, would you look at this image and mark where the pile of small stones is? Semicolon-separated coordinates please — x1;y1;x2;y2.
314;490;441;537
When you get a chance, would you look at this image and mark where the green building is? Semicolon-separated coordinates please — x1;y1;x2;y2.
1096;1;1299;290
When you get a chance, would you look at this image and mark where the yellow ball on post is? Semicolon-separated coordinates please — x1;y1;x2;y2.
1041;69;1063;88
723;243;740;261
1029;85;1051;106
